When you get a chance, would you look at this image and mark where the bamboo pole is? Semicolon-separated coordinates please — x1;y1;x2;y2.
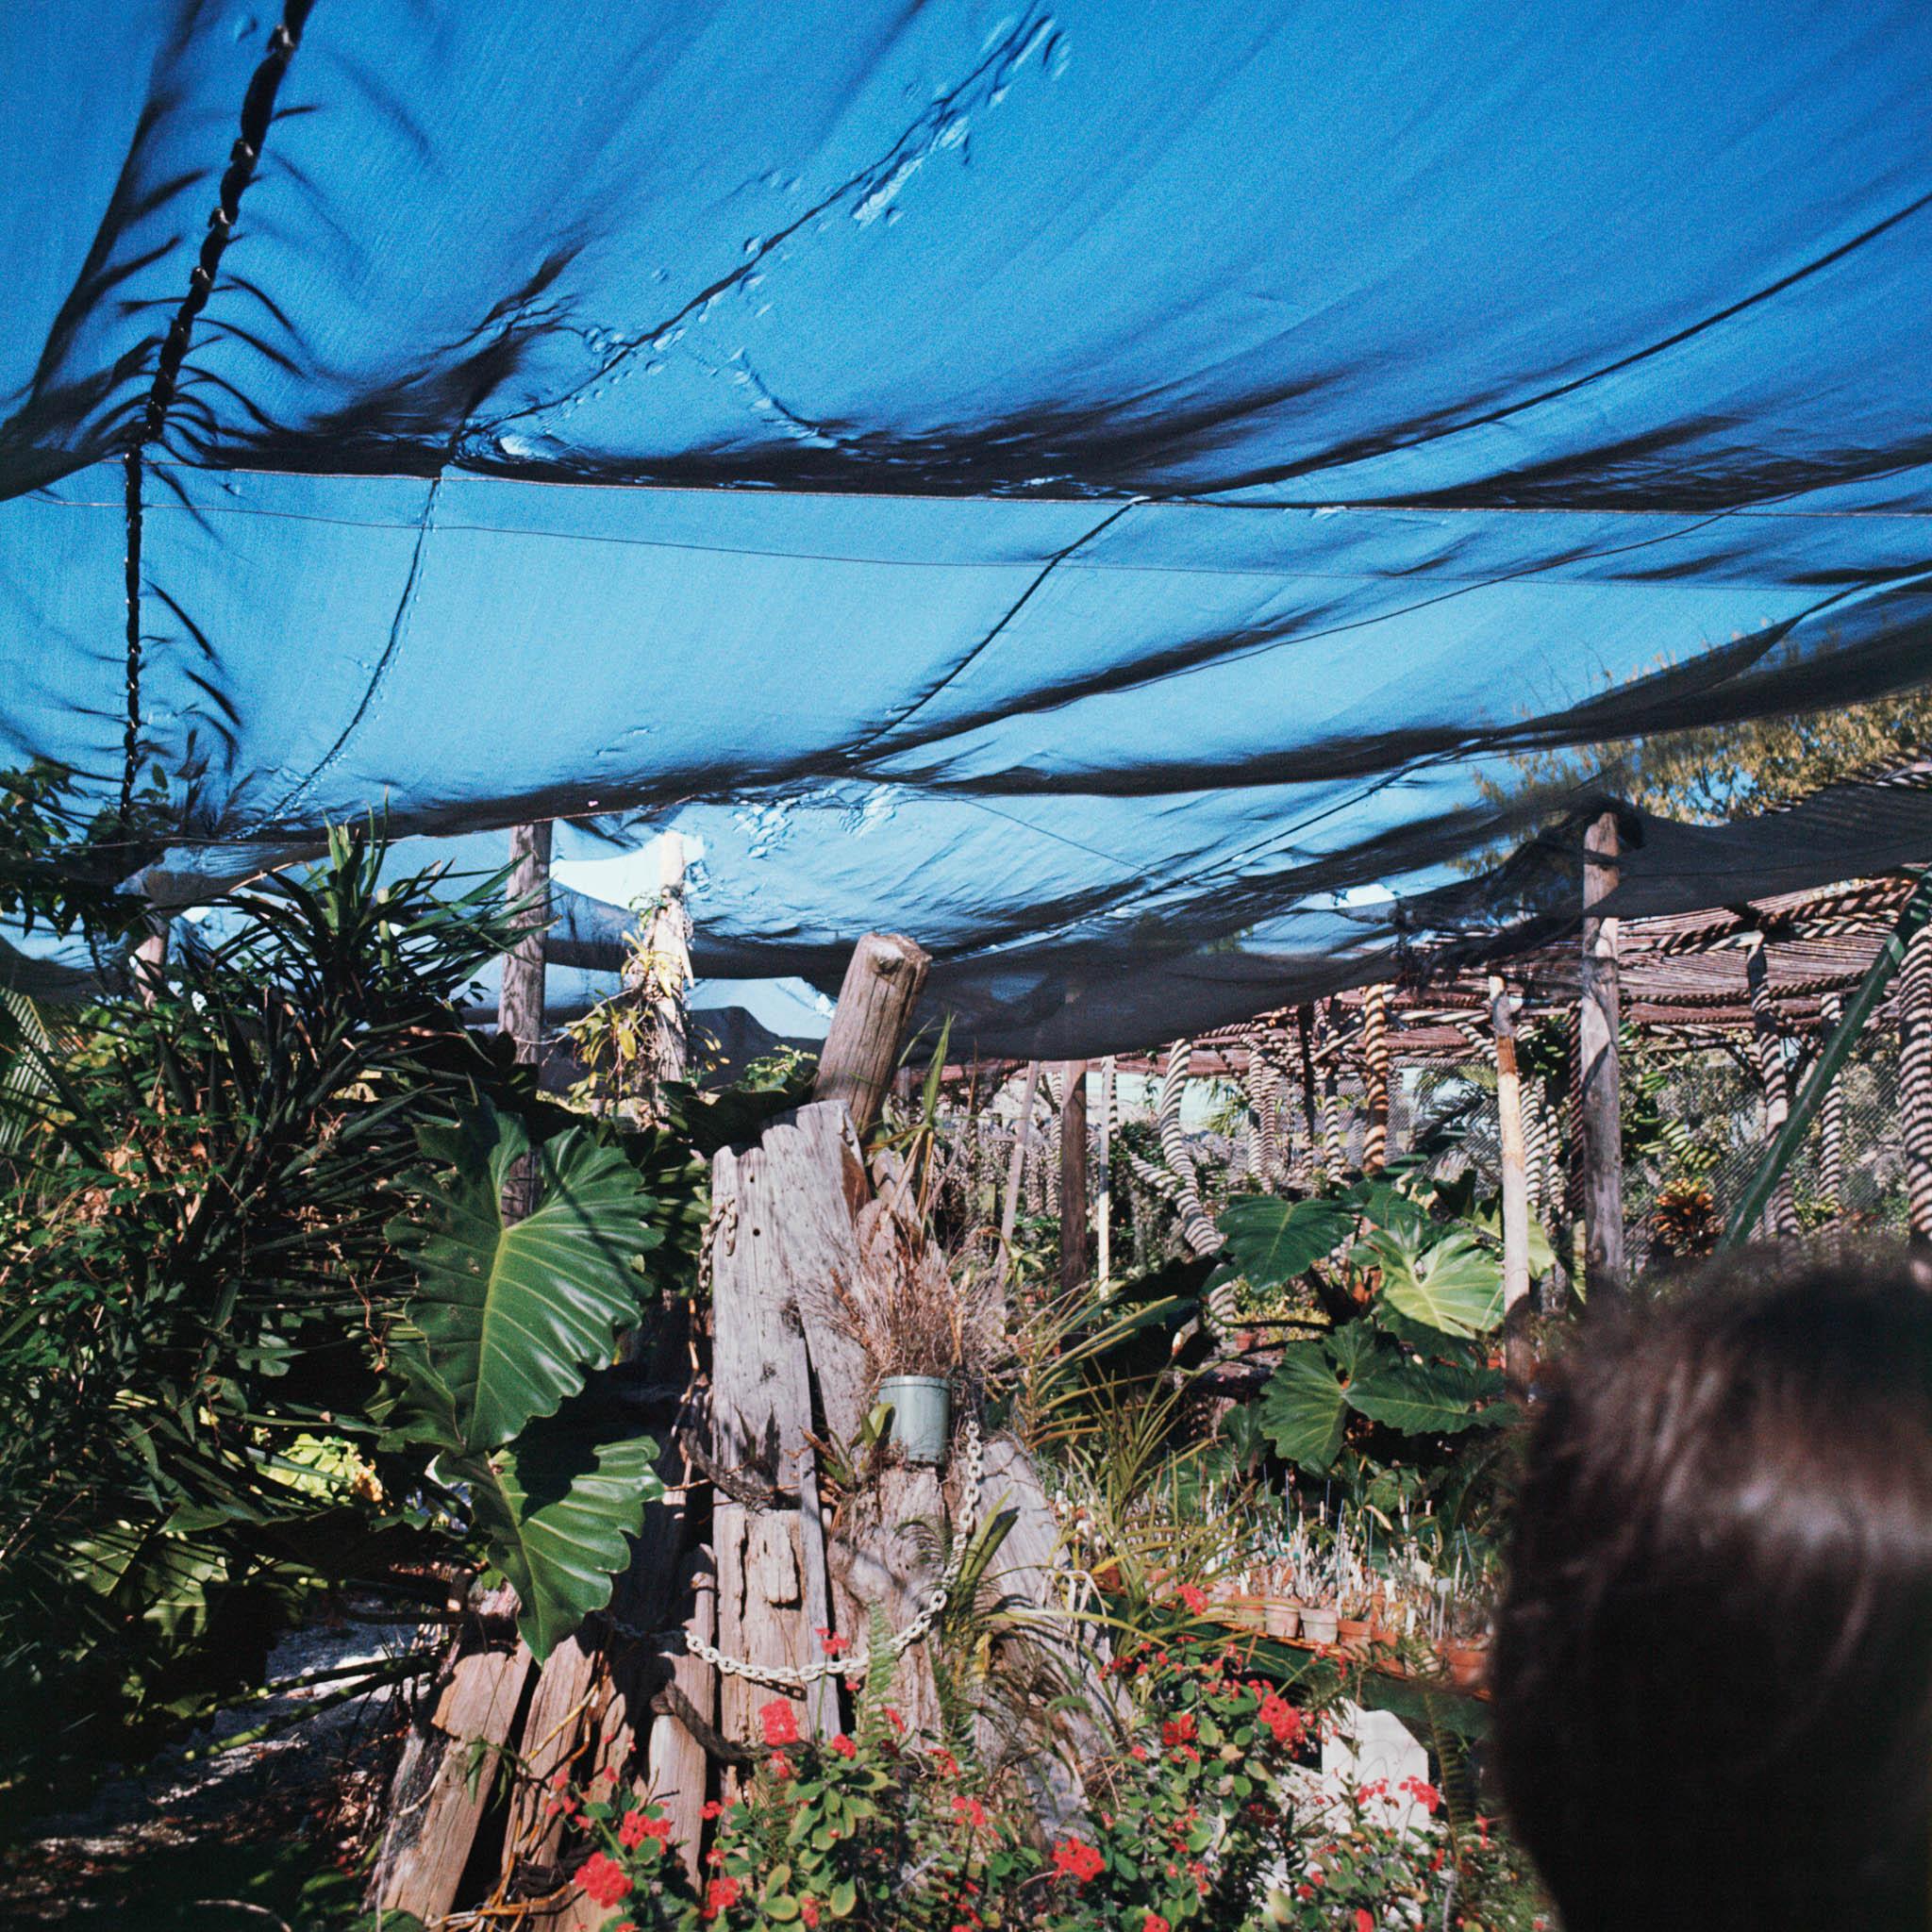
1579;810;1625;1298
1490;975;1533;1391
1724;870;1932;1246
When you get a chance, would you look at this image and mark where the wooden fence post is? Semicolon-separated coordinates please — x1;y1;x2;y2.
1058;1060;1090;1289
1579;810;1626;1297
814;933;930;1138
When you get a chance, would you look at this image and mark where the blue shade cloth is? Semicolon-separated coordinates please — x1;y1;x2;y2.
3;1;1931;1053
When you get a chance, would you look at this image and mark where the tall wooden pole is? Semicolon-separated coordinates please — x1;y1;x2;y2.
1579;810;1625;1298
1361;984;1391;1171
1096;1057;1115;1288
1058;1060;1090;1290
646;830;691;1093
812;933;930;1139
503;822;552;1069
997;1060;1041;1287
502;822;552;1221
1490;975;1533;1391
1900;923;1932;1241
1744;933;1800;1240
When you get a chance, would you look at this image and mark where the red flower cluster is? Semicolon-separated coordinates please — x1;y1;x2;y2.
830;1732;858;1759
759;1698;801;1747
1144;1915;1172;1932
1159;1712;1196;1749
577;1851;634;1907
1175;1583;1209;1615
1051;1838;1105;1884
1257;1690;1304;1747
703;1874;742;1920
952;1794;989;1830
617;1807;675;1849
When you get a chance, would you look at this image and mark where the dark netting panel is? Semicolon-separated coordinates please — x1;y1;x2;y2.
4;4;1932;1052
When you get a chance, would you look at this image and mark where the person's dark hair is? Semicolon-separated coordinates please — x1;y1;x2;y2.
1491;1249;1932;1931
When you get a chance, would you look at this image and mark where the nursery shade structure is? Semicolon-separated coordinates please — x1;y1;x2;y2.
5;2;1932;1055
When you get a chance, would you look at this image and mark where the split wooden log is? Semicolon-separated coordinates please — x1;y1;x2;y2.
647;1546;719;1887
370;1585;533;1926
813;932;931;1137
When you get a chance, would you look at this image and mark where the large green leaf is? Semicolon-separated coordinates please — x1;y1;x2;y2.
453;1380;666;1658
390;1108;661;1452
1368;1226;1505;1339
1346;1354;1506;1438
1216;1193;1355;1289
1257;1340;1351;1472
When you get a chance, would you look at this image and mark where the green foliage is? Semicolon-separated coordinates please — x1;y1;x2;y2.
1213;1176;1516;1489
387;1110;663;1450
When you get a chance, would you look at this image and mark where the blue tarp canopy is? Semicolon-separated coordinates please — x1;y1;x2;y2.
4;3;1931;1053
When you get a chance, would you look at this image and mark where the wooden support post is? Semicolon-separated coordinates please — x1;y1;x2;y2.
814;933;931;1138
1901;922;1932;1241
1096;1057;1115;1289
1744;933;1800;1240
644;829;691;1095
996;1060;1041;1287
503;821;552;1067
1361;984;1391;1171
502;821;553;1223
1579;810;1625;1297
1490;976;1533;1391
647;1548;718;1888
1818;992;1846;1216
1058;1060;1090;1290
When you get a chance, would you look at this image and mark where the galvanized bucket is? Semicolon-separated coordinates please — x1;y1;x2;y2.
877;1374;952;1465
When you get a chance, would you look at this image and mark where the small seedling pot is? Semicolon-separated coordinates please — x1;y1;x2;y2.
877;1375;952;1465
1444;1639;1490;1690
1263;1597;1301;1641
1336;1616;1372;1656
1300;1605;1340;1645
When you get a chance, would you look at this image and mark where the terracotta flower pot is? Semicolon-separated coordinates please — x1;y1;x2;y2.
1336;1616;1372;1655
1445;1640;1490;1690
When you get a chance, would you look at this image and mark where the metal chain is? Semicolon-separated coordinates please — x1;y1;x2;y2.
604;1419;984;1690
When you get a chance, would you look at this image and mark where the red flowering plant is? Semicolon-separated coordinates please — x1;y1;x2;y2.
560;1677;1037;1932
1037;1627;1309;1931
1269;1771;1549;1931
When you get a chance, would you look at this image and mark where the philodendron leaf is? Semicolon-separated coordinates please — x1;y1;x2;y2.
1216;1193;1355;1289
1257;1340;1350;1472
389;1107;662;1452
453;1378;666;1658
1346;1353;1507;1437
1369;1226;1505;1339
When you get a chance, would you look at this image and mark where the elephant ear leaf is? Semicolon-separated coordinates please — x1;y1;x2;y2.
1217;1194;1355;1290
452;1378;666;1660
1257;1339;1351;1472
1346;1353;1507;1437
389;1107;661;1453
1370;1226;1505;1340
